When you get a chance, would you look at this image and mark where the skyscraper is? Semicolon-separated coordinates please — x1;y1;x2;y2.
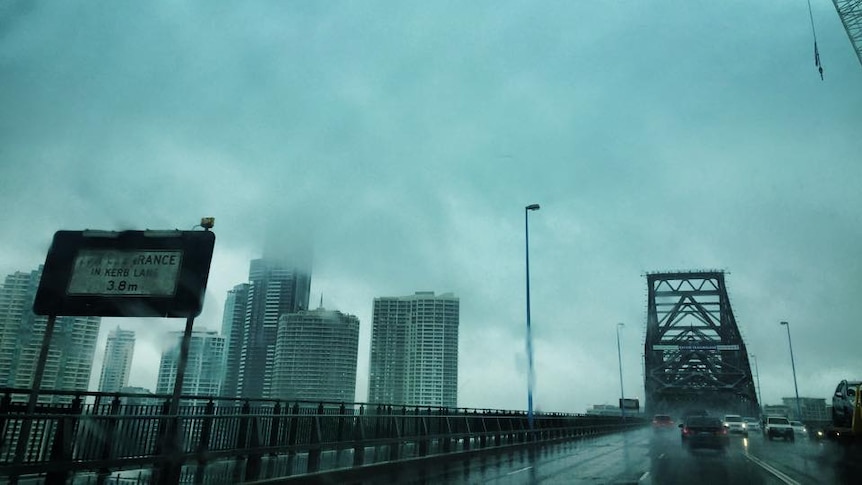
219;283;249;398
0;267;101;400
98;326;135;393
272;307;360;403
236;256;311;399
156;330;225;400
368;292;459;408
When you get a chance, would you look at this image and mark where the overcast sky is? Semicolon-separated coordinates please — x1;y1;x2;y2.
1;1;860;413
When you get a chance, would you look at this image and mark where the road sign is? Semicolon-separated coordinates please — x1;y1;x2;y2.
34;230;215;317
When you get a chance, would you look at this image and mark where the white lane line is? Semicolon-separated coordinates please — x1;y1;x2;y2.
505;466;533;476
639;471;651;482
744;453;800;485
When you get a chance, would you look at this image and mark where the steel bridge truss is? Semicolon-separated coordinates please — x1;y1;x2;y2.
644;271;758;416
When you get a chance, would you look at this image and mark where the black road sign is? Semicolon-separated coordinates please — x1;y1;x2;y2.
34;230;215;317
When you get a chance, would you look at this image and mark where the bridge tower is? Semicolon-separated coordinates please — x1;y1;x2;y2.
644;271;759;416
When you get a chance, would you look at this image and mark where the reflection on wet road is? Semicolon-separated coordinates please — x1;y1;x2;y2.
358;428;862;484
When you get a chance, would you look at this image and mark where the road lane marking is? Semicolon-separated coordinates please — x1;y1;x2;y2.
506;466;533;476
639;471;650;482
744;453;800;485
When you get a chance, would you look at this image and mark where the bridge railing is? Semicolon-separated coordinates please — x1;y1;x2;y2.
0;388;644;484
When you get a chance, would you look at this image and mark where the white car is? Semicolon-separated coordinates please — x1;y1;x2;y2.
790;421;807;439
723;414;748;436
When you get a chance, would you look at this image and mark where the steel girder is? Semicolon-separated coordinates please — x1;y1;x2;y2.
832;0;862;69
643;271;759;416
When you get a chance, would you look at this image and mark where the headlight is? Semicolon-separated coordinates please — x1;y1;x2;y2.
742;423;747;428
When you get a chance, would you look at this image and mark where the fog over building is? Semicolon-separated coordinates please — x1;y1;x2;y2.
368;292;459;408
272;306;360;403
98;326;135;393
0;266;101;401
156;330;225;400
228;246;311;400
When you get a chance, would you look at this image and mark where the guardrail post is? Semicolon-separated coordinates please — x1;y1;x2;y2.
480;412;488;448
244;410;262;482
95;395;122;485
388;406;402;462
287;403;299;454
417;407;428;457
0;392;10;446
462;411;471;451
194;399;215;485
307;403;323;473
441;407;451;453
45;395;82;484
352;405;365;467
268;402;282;451
154;397;179;485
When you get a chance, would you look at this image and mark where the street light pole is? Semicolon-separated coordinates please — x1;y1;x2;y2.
780;321;803;420
525;203;540;431
616;323;626;420
751;354;763;414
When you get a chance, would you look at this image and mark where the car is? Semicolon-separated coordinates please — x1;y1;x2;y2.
763;416;794;441
743;417;761;433
723;414;748;436
790;421;807;439
832;380;861;428
652;414;675;430
680;416;730;451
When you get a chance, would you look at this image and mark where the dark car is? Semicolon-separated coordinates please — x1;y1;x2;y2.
652;414;675;430
680;416;729;451
832;380;861;428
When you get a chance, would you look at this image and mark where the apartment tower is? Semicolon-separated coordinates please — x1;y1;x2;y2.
368;292;459;408
272;307;360;403
98;326;135;393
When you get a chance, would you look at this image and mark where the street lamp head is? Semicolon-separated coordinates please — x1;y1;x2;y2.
617;322;625;328
780;321;788;326
526;204;541;211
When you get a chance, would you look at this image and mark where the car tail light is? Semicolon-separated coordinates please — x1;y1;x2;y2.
682;427;691;436
719;428;728;435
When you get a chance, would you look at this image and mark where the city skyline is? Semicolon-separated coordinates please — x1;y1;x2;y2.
2;3;860;416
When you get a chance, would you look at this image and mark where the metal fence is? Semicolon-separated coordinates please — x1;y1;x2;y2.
0;388;643;484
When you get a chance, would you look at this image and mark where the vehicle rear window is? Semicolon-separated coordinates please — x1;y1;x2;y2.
687;417;721;427
768;417;789;425
654;415;672;422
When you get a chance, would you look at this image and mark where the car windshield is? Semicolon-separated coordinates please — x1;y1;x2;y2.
725;416;743;422
769;418;790;425
654;415;672;422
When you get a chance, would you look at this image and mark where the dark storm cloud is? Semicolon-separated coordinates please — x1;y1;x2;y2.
1;1;860;411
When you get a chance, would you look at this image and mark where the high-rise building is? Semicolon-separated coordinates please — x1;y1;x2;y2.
156;330;225;400
220;283;249;398
0;267;101;401
98;326;135;393
368;292;459;408
272;307;360;403
236;256;311;399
